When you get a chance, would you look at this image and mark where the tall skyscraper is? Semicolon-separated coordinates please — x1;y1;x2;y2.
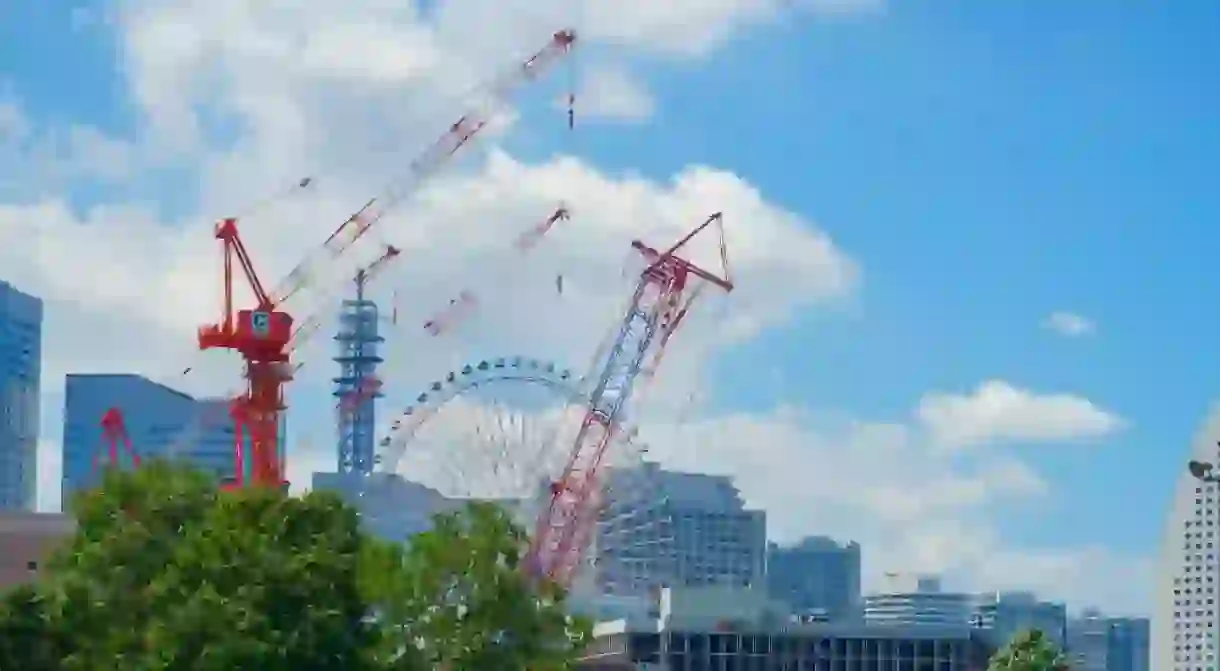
1153;403;1220;670
864;575;976;627
1069;609;1150;671
1067;609;1111;670
1107;617;1151;671
595;463;767;595
765;535;861;622
972;591;1068;650
0;281;42;510
61;374;234;508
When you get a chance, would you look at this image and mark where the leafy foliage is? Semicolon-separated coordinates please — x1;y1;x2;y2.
0;461;588;670
987;629;1071;671
0;584;64;671
365;501;592;669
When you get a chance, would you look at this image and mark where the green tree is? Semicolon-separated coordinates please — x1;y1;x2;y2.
364;501;592;669
0;462;590;670
3;460;384;671
988;629;1071;671
0;584;65;671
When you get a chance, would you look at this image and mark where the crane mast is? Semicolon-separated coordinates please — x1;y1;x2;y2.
94;407;139;477
526;214;733;587
197;31;577;490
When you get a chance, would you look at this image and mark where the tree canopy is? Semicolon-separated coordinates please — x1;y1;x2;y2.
0;460;589;670
987;629;1070;671
364;500;590;669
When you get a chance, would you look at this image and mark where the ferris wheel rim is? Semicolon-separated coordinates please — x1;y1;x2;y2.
374;355;589;475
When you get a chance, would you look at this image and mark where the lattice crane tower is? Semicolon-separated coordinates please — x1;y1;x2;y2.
526;213;733;588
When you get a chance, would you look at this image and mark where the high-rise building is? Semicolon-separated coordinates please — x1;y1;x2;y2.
864;575;976;628
766;536;861;622
1153;403;1220;670
1069;609;1150;671
61;374;234;507
595;463;766;595
1107;616;1151;671
971;591;1067;650
0;280;42;510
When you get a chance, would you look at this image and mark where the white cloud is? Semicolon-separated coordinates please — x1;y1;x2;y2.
1043;311;1096;338
629;399;1146;613
4;0;1151;615
571;66;656;122
916;380;1126;450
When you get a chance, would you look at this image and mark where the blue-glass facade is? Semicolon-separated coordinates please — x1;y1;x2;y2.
61;374;235;508
1107;617;1151;671
0;281;42;510
972;591;1068;651
766;536;862;622
596;463;767;595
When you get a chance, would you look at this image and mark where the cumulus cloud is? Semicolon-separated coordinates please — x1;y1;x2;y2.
3;0;1151;615
916;380;1126;450
1043;311;1096;338
571;66;656;122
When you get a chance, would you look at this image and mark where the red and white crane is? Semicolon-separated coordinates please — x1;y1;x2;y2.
423;205;571;336
195;30;578;490
525;213;733;588
93;407;139;477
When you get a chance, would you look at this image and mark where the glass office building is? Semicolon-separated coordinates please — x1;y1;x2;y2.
864;576;975;628
971;591;1067;651
0;281;42;510
767;536;862;623
61;374;234;507
596;463;767;595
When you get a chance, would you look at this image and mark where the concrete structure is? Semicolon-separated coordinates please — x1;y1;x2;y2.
0;280;42;510
594;463;766;596
766;535;861;623
61;374;234;507
577;585;992;670
1153;404;1220;670
971;591;1068;651
864;575;976;627
0;512;72;589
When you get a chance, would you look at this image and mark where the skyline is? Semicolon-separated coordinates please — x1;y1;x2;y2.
1;0;1217;618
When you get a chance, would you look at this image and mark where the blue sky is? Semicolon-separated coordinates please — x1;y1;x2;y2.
2;1;1218;613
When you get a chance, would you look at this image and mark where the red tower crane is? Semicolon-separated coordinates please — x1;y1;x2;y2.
422;205;571;336
93;407;139;476
525;213;733;588
199;30;578;490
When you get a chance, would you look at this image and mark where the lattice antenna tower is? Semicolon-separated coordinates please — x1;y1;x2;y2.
334;267;385;475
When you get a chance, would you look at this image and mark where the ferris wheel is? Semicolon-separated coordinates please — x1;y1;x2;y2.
361;354;667;594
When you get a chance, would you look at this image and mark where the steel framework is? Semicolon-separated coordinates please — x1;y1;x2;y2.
197;31;577;490
526;213;733;587
93;407;139;476
334;266;387;475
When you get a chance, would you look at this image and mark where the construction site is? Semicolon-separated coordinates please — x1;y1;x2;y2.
2;28;740;604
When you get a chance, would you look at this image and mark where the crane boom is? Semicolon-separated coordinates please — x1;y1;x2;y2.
525;214;733;587
272;29;578;308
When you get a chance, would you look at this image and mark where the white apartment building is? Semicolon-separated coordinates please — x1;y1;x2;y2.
1154;403;1220;670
